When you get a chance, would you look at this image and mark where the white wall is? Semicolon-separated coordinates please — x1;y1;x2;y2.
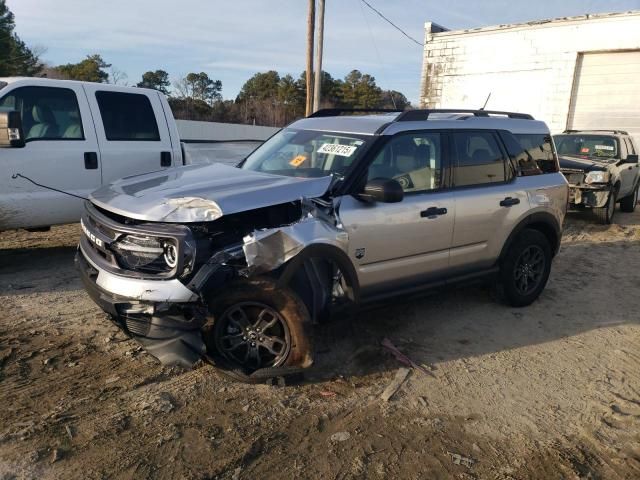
177;119;279;141
420;11;640;133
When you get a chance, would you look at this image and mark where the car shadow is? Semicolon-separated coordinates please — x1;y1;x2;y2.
305;237;640;384
0;246;80;295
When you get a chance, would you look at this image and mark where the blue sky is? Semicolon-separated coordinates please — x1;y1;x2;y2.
9;0;640;103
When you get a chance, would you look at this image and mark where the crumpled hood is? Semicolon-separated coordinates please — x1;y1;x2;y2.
90;163;333;223
558;155;610;172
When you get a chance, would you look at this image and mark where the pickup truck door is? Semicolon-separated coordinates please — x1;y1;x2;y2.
338;130;455;298
82;85;176;185
0;83;101;230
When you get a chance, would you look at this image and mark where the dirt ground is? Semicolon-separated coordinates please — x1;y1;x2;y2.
1;209;639;480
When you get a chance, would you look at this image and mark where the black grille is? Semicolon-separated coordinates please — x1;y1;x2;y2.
563;172;585;185
124;314;152;337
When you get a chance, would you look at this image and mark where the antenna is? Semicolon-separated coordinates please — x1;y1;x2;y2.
480;93;491;110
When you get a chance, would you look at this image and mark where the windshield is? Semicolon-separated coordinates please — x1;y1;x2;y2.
241;128;371;178
553;134;619;160
0;81;7;91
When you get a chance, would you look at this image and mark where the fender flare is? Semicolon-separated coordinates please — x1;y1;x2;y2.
277;243;360;304
499;212;562;261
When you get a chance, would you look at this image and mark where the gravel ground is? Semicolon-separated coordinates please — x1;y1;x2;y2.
0;208;639;479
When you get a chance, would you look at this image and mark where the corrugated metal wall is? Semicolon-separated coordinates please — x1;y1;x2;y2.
176;120;279;141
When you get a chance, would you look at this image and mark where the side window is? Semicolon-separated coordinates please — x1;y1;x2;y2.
452;131;506;187
513;134;558;175
624;137;636;156
95;91;160;141
367;132;443;193
0;86;84;141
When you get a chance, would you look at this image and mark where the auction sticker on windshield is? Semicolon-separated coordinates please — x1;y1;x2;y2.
595;145;615;151
318;144;357;157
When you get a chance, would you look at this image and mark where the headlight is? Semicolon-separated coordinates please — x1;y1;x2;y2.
585;171;609;184
111;235;194;275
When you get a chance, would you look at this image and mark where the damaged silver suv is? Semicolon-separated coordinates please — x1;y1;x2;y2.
77;109;568;380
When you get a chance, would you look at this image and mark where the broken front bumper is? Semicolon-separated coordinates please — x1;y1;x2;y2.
75;244;206;368
568;185;611;209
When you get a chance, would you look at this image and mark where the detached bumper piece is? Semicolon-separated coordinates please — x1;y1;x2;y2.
568;185;611;209
76;250;206;368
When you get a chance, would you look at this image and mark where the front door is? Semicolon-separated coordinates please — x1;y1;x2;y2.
0;83;101;229
339;130;455;297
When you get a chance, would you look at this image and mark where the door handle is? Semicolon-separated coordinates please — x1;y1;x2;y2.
161;151;172;167
420;206;447;218
84;152;98;169
500;197;520;207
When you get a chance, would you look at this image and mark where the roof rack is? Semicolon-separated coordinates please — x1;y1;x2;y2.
307;108;402;118
395;109;534;121
563;129;629;135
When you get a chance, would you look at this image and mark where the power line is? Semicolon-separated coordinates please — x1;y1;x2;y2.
357;0;397;109
359;0;423;47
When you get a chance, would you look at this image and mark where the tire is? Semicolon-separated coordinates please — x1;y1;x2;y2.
202;278;313;377
620;183;638;213
499;229;552;307
594;187;617;224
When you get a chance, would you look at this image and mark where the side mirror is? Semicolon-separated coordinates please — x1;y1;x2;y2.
0;111;25;148
624;154;639;164
357;177;404;203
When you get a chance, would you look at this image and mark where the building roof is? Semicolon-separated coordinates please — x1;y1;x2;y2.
425;10;640;38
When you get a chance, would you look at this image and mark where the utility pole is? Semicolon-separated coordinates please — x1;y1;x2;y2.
305;0;315;116
313;0;325;113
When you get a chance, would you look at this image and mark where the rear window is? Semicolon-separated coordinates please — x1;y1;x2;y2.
514;134;558;175
95;91;160;141
0;81;7;90
452;130;507;187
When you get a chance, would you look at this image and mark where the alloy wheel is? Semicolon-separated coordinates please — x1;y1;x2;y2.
215;302;291;370
513;245;545;295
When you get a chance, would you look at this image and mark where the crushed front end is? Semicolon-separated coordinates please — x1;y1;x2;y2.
76;202;211;367
561;168;611;209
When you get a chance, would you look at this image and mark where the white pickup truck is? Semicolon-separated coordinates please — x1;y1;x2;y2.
0;77;261;231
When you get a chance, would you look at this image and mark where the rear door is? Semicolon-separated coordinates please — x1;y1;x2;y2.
83;86;175;184
0;83;101;229
449;130;530;273
339;130;455;296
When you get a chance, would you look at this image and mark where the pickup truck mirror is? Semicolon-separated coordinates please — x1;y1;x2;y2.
624;154;639;164
357;177;404;203
0;111;25;148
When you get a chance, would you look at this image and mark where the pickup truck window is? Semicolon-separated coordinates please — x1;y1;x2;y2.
95;91;160;141
0;86;84;141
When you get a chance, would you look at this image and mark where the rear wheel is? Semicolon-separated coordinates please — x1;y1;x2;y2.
594;187;617;224
499;229;552;307
203;278;313;377
620;183;638;213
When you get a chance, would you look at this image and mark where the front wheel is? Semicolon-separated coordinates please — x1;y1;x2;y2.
594;187;617;224
499;229;552;307
620;184;638;213
203;278;313;377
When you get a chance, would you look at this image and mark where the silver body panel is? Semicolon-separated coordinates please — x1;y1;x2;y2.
90;163;332;222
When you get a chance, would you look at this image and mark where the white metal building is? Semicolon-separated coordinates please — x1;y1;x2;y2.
419;11;640;140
